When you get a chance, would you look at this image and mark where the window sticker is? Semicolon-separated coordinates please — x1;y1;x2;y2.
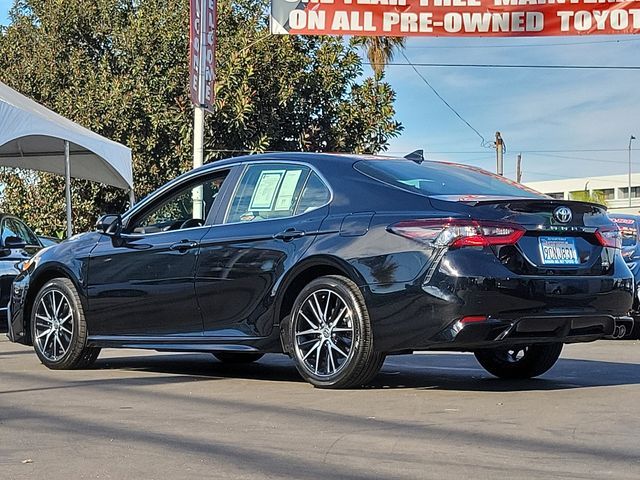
274;169;303;211
249;170;285;211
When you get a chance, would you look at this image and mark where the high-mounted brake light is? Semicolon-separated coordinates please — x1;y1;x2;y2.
388;218;525;248
595;226;622;249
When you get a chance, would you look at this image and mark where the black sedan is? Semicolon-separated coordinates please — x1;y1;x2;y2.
610;213;640;338
6;153;634;388
0;214;45;330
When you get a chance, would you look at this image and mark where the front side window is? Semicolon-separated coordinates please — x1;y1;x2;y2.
2;218;39;246
129;170;229;234
226;164;319;224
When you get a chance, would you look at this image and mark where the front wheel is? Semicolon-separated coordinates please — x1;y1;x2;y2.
474;344;563;379
288;275;385;389
31;278;100;370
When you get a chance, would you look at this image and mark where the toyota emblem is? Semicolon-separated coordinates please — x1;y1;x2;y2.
553;206;573;224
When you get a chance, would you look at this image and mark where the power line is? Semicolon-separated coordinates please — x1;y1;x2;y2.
399;50;492;149
527;152;629;165
372;62;640;70
405;38;640;49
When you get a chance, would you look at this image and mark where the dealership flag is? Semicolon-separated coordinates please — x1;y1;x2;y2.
270;0;640;37
190;0;216;109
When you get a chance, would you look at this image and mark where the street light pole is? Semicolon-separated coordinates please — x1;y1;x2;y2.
495;132;504;176
629;135;636;208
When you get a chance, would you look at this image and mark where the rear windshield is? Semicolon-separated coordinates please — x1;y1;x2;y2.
354;160;542;198
611;217;638;247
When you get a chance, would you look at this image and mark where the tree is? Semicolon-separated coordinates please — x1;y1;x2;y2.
352;36;406;82
0;0;402;235
569;190;607;206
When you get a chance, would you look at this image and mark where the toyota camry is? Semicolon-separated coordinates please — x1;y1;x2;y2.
6;153;634;388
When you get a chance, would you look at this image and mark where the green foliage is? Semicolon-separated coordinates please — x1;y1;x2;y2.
569;190;607;206
0;0;402;235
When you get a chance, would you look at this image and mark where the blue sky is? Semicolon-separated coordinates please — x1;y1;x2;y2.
2;1;639;182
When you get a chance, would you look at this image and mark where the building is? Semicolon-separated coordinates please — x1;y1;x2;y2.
524;174;640;214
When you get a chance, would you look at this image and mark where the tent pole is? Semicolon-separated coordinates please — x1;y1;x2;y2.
64;140;72;239
129;189;136;207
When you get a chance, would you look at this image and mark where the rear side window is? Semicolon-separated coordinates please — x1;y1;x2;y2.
226;164;311;223
295;172;331;216
354;160;542;198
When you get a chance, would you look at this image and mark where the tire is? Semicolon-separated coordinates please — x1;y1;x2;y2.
630;316;640;340
212;352;264;364
474;343;563;379
30;278;99;370
287;275;385;389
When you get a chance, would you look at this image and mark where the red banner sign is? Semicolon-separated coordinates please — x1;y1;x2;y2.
190;0;216;109
270;0;640;36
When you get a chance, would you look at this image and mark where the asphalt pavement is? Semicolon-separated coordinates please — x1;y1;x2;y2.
0;337;638;479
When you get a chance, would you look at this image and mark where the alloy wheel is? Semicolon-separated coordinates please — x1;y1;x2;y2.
293;289;355;378
34;289;74;362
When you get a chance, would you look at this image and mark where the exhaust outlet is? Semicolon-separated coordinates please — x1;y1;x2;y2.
606;316;634;340
613;325;627;339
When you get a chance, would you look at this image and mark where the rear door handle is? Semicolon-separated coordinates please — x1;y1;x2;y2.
169;240;199;252
273;229;305;241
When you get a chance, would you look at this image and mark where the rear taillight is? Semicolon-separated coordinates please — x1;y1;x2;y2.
595;226;622;249
388;218;525;248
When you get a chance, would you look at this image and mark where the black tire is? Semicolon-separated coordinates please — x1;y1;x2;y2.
212;352;264;364
30;278;99;370
630;316;640;340
474;343;563;379
286;275;385;389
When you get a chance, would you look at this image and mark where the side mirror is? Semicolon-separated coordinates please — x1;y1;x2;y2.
95;214;122;236
3;236;27;250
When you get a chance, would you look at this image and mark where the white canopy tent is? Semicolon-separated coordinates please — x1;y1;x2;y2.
0;81;134;238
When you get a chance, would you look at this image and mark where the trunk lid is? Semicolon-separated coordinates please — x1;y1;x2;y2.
428;195;616;276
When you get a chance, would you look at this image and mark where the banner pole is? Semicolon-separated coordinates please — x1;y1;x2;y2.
64;140;72;239
193;106;205;219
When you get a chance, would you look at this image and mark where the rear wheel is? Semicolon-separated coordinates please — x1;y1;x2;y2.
31;278;100;370
212;352;264;364
474;344;563;379
288;275;385;389
630;316;640;339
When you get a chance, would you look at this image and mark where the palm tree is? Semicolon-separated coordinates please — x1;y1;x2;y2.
353;37;406;81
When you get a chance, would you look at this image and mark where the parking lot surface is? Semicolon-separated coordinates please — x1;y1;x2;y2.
0;337;638;480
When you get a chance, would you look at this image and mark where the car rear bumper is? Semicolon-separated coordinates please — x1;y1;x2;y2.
428;314;634;351
363;250;635;352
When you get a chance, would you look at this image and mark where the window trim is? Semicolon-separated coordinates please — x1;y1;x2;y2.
220;160;333;226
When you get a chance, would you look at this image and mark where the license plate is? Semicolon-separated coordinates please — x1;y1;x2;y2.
539;237;579;265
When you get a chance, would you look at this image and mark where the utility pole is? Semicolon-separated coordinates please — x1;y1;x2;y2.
495;132;504;176
516;153;522;183
629;135;636;208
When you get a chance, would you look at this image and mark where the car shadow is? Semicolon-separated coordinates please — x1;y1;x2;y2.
92;351;640;392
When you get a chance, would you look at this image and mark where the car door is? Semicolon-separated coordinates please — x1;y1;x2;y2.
195;162;332;337
86;168;233;337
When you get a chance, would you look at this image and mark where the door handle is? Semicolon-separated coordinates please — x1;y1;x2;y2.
273;229;305;242
169;240;199;252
